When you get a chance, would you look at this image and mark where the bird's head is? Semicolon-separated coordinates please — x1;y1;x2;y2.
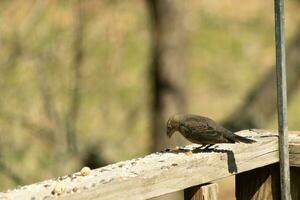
166;115;181;138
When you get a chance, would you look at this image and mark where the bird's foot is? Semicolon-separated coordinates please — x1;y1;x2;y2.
193;144;216;153
202;144;214;151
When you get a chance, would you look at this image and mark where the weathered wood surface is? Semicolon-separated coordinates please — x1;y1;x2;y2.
289;133;300;167
0;130;300;200
184;183;218;200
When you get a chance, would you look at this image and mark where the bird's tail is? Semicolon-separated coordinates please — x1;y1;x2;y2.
234;134;255;143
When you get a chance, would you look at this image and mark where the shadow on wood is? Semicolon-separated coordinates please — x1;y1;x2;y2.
192;147;237;173
236;163;280;200
291;167;300;200
166;145;238;174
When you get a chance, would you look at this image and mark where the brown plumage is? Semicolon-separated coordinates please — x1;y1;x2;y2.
166;114;255;146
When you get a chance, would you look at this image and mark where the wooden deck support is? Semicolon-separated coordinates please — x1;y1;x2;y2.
236;163;280;200
184;183;218;200
290;167;300;199
236;165;300;200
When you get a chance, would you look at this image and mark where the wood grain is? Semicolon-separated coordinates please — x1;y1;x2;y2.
184;183;218;200
0;130;299;200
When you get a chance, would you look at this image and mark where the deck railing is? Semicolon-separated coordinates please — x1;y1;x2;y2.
1;129;299;200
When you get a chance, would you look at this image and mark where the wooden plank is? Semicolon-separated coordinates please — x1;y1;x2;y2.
0;130;299;200
289;132;300;167
235;163;280;200
291;167;300;200
184;183;218;200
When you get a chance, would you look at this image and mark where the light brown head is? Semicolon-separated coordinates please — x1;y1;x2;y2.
166;114;182;138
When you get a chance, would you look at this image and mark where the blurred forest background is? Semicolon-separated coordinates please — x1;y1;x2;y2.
1;0;300;199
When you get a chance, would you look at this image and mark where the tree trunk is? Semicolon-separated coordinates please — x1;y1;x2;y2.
66;0;84;155
147;0;187;152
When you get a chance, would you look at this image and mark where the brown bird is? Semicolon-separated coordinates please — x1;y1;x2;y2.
166;114;255;149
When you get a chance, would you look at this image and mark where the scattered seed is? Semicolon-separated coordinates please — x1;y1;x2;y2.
171;163;178;166
80;167;91;176
130;161;137;165
72;187;78;193
173;146;180;150
185;151;193;156
43;184;51;188
52;183;66;195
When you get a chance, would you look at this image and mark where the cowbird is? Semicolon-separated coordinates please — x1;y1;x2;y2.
166;114;255;148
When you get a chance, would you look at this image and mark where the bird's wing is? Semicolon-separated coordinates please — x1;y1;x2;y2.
182;119;211;132
181;119;231;143
205;118;233;135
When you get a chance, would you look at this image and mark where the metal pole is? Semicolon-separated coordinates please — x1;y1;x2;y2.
274;0;291;199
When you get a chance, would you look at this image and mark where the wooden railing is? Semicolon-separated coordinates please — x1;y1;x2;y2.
1;130;300;200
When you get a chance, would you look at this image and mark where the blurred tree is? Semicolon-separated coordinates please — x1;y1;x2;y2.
34;0;84;158
223;26;300;131
65;0;84;155
146;0;187;152
36;0;84;156
0;161;24;185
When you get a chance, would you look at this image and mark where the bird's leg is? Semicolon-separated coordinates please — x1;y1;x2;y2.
202;144;214;150
195;144;208;150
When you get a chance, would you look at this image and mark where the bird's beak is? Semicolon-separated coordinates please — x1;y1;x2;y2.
167;132;171;138
167;128;173;138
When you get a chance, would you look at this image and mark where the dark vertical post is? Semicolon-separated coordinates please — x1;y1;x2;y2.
274;0;291;199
